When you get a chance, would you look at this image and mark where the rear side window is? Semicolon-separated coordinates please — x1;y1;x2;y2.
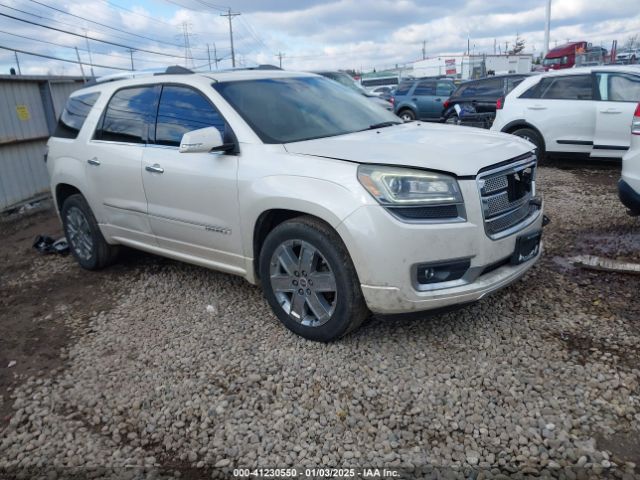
473;77;504;97
596;73;640;102
414;80;435;96
94;86;159;144
436;81;453;97
154;86;225;147
394;81;413;96
53;92;100;139
506;76;525;93
522;75;593;100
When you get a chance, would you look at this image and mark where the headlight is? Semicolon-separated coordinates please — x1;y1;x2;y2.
357;165;462;206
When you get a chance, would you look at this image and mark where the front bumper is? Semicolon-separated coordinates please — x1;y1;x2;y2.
337;180;544;314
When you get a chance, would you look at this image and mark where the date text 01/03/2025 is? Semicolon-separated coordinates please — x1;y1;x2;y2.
232;468;400;478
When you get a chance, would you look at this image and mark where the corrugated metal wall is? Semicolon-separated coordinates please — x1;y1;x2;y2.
0;76;84;211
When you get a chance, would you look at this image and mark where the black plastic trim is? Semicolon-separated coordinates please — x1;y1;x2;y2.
557;139;593;145
618;179;640;213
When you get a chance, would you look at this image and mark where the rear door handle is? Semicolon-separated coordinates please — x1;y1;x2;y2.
145;164;164;174
527;105;547;110
87;157;100;166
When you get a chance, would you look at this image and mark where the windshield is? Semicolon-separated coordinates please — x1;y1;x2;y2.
213;76;399;144
543;56;567;66
320;72;367;94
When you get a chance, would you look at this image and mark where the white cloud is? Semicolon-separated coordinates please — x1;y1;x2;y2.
0;0;639;75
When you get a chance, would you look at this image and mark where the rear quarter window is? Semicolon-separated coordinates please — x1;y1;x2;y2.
52;92;100;139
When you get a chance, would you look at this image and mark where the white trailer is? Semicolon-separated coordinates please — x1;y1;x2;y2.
412;54;533;80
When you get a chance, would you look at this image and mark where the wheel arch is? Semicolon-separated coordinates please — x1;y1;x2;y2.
500;120;546;152
252;209;347;283
54;183;85;214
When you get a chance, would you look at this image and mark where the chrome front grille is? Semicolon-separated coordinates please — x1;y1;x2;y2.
477;155;538;239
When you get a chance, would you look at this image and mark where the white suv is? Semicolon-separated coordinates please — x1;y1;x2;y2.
620;104;640;214
47;68;544;341
492;66;640;160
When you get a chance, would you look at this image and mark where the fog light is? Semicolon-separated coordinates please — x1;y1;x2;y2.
416;260;470;285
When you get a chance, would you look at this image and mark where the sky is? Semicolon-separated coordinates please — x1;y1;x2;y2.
0;0;639;77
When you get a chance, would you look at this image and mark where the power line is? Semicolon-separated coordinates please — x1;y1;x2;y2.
0;12;211;61
0;44;131;71
27;0;186;50
0;29;173;65
101;0;178;30
0;2;183;52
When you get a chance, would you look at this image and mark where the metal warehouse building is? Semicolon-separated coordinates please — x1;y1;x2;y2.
0;75;84;211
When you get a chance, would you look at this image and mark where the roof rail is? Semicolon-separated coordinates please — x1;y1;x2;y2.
95;65;194;84
214;64;282;73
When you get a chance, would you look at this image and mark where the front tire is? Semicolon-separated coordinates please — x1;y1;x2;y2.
61;194;119;270
259;216;368;342
511;127;545;162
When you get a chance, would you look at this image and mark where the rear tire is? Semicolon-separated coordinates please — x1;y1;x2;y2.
511;127;545;162
259;216;368;342
398;109;416;122
61;194;119;270
444;112;460;125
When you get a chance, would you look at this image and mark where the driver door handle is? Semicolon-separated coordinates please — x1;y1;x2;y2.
87;157;100;166
145;164;164;174
600;108;622;114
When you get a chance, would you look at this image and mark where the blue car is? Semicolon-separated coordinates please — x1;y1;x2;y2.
393;78;456;122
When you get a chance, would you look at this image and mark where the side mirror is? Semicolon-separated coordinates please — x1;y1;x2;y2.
179;127;232;153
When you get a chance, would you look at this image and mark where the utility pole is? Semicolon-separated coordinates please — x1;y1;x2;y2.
84;30;95;78
213;43;218;69
276;51;285;68
207;43;212;70
543;0;552;57
221;8;241;68
129;49;134;71
14;51;21;75
422;40;426;60
74;47;86;82
182;22;193;68
494;38;497;55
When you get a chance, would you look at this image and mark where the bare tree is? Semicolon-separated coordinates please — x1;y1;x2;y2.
623;34;639;50
509;34;526;55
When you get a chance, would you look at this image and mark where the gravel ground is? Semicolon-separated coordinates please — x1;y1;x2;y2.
1;163;639;479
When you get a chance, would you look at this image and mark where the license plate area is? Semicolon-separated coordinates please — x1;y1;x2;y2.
510;230;542;265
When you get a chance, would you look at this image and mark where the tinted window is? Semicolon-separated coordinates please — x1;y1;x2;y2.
436;81;453;97
394;81;413;96
522;75;593;100
213;77;399;144
95;86;158;143
473;77;504;96
597;73;640;102
155;86;225;147
506;76;526;93
414;80;435;96
53;92;100;139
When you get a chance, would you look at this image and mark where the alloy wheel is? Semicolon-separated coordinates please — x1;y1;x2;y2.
65;206;93;260
269;239;337;327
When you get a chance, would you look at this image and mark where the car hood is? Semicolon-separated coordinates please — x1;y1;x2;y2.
284;122;534;176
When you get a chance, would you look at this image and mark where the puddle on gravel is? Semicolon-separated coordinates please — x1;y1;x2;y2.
575;232;640;258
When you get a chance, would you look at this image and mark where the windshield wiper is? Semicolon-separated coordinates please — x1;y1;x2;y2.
364;121;402;130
